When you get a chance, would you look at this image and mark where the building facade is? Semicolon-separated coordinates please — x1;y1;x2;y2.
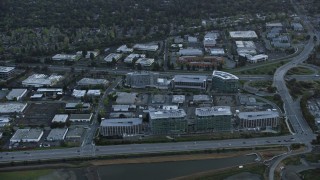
149;109;187;135
100;118;143;136
237;111;280;129
172;75;207;90
0;66;15;80
195;106;232;132
212;71;239;93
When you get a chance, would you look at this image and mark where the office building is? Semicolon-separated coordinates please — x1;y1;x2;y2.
149;109;187;134
100;118;143;136
195;106;232;132
237;111;280;129
172;75;207;90
229;31;258;39
212;71;239;93
0;103;27;114
0;66;15;80
69;113;93;122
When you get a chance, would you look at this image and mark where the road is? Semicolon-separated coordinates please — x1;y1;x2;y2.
269;0;319;179
81;77;122;154
0;134;304;164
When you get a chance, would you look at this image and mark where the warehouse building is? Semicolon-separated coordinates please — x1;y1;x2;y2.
172;75;207;90
212;71;239;93
6;89;27;101
22;74;63;87
229;31;258;39
52;114;69;123
104;53;122;63
0;66;15;80
77;78;109;87
46;128;68;141
195;106;232;132
178;48;203;56
116;45;133;53
0;103;27;114
124;54;145;64
69;113;93;123
10;129;44;143
149;109;187;135
237;111;280;129
100;118;143;136
133;44;159;51
135;58;155;67
52;54;80;61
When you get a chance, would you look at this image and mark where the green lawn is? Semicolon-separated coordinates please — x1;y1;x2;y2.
286;67;314;75
249;81;273;88
0;169;52;180
234;61;288;75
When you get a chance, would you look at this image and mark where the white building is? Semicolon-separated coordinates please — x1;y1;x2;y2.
10;129;44;143
204;32;219;48
104;53;122;63
210;48;225;56
6;89;27;101
0;116;11;127
22;74;64;87
229;31;258;39
172;95;186;104
77;78;109;86
246;54;268;63
135;58;155;67
52;54;80;61
0;103;28;114
116;45;133;53
124;54;145;64
52;114;69;123
72;89;86;98
133;44;159;51
87;90;101;96
100;118;143;136
238;111;280;129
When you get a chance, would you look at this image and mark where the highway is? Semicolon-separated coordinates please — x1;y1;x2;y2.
0;134;303;163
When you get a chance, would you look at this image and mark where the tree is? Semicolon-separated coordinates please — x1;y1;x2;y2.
82;50;87;58
90;52;94;60
137;63;142;70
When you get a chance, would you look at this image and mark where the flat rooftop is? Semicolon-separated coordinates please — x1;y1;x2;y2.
46;128;68;140
196;106;232;117
101;118;142;127
77;78;108;86
0;103;27;113
52;114;68;123
172;95;185;103
238;111;279;120
6;89;27;99
0;66;14;73
229;31;258;38
66;127;85;138
149;109;186;120
212;71;239;80
235;41;256;49
193;95;211;102
173;75;207;83
10;129;43;141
